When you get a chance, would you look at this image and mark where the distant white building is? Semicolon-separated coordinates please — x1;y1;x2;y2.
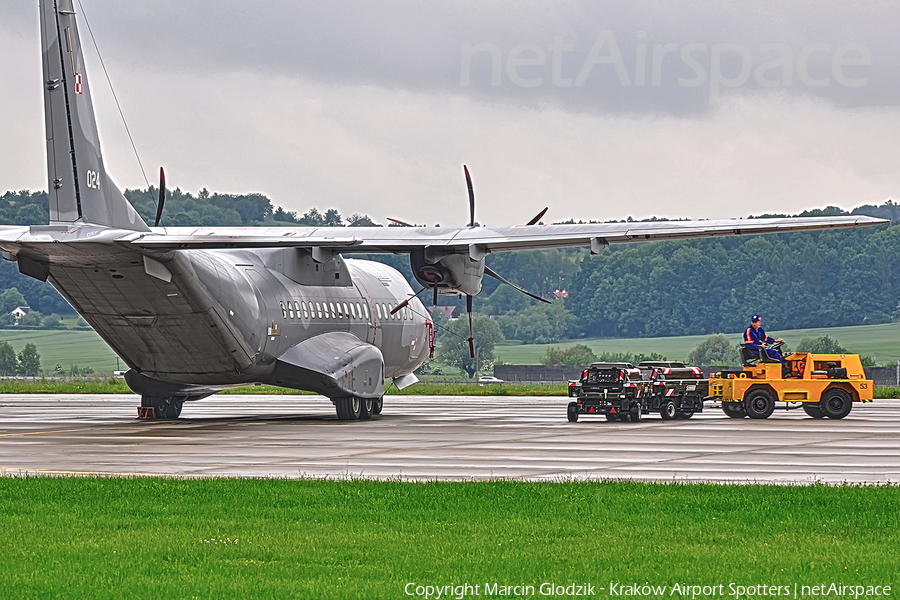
10;306;31;325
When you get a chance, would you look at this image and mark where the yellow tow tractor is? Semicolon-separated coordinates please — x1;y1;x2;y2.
710;342;873;419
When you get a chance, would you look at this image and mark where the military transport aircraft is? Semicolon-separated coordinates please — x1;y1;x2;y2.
0;0;885;421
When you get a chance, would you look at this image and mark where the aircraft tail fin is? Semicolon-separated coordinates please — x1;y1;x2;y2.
40;0;149;232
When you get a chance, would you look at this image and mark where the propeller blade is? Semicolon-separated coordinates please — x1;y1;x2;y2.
390;287;428;315
390;299;410;315
526;207;548;226
466;294;475;358
387;217;414;227
154;167;166;227
484;266;550;304
463;165;475;227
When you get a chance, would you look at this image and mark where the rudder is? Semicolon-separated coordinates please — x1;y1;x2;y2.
40;0;149;231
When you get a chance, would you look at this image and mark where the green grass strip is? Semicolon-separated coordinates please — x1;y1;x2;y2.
0;478;896;599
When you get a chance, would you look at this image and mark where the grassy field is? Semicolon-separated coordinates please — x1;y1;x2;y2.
497;322;900;365
0;329;121;373
2;321;898;376
0;478;896;598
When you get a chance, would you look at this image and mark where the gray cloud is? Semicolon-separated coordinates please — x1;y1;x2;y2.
2;0;899;225
26;0;897;115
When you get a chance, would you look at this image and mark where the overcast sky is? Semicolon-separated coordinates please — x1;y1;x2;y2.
2;0;899;225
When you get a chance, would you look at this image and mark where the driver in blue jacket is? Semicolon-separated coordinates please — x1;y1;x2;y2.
745;315;789;375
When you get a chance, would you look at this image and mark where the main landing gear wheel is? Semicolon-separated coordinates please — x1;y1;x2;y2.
141;396;182;420
372;397;383;415
661;401;677;421
359;398;374;421
334;396;362;421
802;403;826;419
821;388;853;419
722;402;747;419
744;388;775;419
567;402;579;422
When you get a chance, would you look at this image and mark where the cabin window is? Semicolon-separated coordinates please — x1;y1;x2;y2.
350;303;358;319
330;303;337;319
323;302;330;319
315;302;323;319
288;302;295;319
294;301;301;319
301;301;309;319
343;303;350;320
375;303;382;320
335;303;343;319
279;301;286;319
363;303;369;320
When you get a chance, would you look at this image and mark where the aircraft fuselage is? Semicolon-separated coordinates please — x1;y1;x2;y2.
41;240;430;397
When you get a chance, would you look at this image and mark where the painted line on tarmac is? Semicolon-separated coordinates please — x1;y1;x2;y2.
0;422;173;438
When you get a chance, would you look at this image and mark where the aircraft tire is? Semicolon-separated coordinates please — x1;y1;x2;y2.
141;395;182;420
372;397;383;415
166;400;183;419
802;403;826;418
821;389;853;419
745;388;775;419
334;396;361;421
567;402;579;422
359;397;373;421
722;402;746;418
661;401;677;420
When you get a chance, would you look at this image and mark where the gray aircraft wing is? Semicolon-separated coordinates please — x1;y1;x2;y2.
0;215;886;258
118;214;887;253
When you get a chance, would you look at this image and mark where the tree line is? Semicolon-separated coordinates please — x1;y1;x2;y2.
1;187;898;351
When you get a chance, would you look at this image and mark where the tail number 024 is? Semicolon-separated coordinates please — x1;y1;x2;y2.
85;169;101;190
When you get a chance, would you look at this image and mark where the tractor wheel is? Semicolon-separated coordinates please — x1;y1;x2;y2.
661;401;677;420
629;405;642;423
745;388;775;419
676;411;694;419
821;388;853;419
722;402;746;419
605;412;618;422
567;402;579;422
802;403;825;419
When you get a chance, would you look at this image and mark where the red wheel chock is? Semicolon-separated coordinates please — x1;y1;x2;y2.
137;406;156;419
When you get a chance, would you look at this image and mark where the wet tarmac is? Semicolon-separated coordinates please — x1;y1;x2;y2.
1;395;898;483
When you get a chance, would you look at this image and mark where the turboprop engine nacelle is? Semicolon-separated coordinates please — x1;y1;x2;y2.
410;246;485;297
